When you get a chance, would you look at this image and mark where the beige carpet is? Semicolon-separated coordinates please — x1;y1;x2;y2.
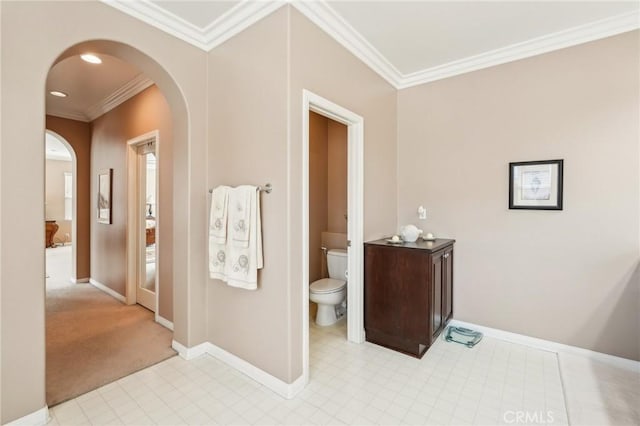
46;247;175;406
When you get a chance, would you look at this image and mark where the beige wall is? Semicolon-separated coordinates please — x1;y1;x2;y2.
1;1;208;422
3;2;636;423
45;159;72;242
207;8;293;382
46;116;91;281
309;111;329;283
327;120;347;234
398;31;640;361
321;232;348;251
289;7;398;380
0;2;3;421
91;85;174;321
206;7;397;384
309;112;348;282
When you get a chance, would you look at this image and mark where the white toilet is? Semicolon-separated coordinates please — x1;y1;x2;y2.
310;249;348;326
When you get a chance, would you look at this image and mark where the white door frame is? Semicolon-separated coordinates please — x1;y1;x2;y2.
302;90;365;385
126;130;160;319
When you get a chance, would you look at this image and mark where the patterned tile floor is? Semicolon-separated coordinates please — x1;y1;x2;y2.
46;319;576;425
559;352;639;425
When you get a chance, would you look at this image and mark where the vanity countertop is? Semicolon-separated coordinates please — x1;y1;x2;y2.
365;238;455;253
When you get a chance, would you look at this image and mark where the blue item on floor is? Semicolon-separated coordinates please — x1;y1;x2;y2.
444;325;483;348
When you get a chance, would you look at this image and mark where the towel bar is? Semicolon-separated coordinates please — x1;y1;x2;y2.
209;183;272;194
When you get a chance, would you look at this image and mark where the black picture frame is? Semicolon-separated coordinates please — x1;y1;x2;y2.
509;159;563;210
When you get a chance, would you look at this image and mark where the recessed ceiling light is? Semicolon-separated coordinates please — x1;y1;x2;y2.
81;54;102;64
49;91;68;98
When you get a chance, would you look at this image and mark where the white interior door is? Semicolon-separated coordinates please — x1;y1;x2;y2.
136;142;157;311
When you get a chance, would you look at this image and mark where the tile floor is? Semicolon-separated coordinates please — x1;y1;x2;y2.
559;352;640;425
46;319;577;425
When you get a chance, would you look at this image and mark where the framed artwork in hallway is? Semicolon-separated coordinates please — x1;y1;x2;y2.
97;168;112;224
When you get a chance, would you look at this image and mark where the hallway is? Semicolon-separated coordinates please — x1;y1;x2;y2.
46;246;175;406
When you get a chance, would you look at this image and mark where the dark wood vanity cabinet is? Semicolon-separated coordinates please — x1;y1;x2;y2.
364;238;455;358
431;244;454;339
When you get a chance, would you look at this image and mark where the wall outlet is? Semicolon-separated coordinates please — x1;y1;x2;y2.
418;206;427;220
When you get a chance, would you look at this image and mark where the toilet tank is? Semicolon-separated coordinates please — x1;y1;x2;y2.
327;249;348;281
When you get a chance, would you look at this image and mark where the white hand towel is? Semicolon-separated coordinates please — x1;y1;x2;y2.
225;185;263;290
209;185;229;244
209;185;230;280
229;186;252;248
209;239;227;281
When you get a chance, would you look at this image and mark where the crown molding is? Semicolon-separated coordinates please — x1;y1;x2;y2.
202;1;287;50
291;1;404;88
101;0;287;51
46;109;89;122
47;74;153;122
398;10;640;89
85;74;154;121
101;1;638;90
101;0;209;50
293;4;638;90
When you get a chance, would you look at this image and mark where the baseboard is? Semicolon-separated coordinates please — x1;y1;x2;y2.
89;278;126;303
156;315;174;331
171;340;209;360
286;372;306;399
449;319;640;372
206;341;305;399
70;277;89;284
6;406;49;426
171;339;305;399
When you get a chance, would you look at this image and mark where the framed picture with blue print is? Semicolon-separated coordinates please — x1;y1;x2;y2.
509;159;563;210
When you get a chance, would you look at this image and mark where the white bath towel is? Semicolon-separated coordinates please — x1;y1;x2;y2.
209;185;230;244
209;185;230;280
225;185;263;290
229;186;252;248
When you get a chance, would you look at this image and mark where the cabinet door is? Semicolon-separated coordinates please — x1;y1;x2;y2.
443;247;453;324
365;245;429;341
431;251;443;337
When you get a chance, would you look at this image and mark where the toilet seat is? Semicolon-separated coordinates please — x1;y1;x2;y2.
310;278;346;294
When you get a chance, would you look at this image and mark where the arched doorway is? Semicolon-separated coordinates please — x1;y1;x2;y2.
0;1;204;420
44;130;76;287
42;42;188;407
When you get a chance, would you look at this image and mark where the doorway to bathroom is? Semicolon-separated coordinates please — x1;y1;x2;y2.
308;110;348;327
302;90;364;385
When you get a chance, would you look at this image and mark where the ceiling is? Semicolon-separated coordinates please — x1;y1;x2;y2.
46;54;152;122
47;1;639;122
149;1;238;29
327;1;639;75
